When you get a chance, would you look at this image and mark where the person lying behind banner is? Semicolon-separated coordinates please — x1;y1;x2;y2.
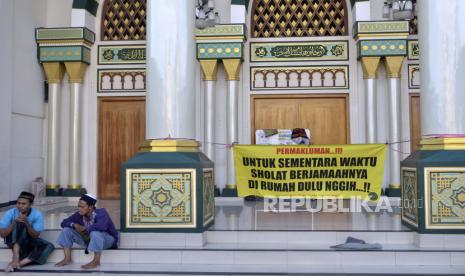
0;191;55;272
55;194;119;269
291;128;310;145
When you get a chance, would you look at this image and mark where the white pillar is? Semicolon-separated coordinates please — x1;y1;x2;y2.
223;59;242;190
47;84;61;187
361;57;381;143
387;78;401;184
68;83;82;188
199;59;219;160
418;0;465;135
205;81;216;160
146;0;196;140
385;56;404;187
64;62;87;189
42;63;65;189
227;80;239;188
365;78;377;143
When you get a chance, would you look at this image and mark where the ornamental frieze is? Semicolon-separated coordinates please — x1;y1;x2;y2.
250;65;349;91
250;41;348;62
98;45;146;65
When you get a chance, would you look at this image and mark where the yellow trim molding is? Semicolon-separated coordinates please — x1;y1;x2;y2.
64;62;88;83
226;184;237;189
384;56;405;78
37;39;94;47
361;57;381;79
389;184;401;189
199;59;218;81
195;36;246;41
67;184;82;189
46;184;60;189
356;33;409;38
420;137;465;150
139;139;200;152
42;62;65;84
222;59;242;81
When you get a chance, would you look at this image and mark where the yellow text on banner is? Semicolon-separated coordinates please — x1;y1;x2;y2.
234;144;386;201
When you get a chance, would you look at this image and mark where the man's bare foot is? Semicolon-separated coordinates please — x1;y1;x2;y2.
55;259;72;267
81;260;100;269
4;262;15;273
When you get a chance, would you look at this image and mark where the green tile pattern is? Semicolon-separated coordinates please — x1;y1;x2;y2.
197;43;243;59
358;40;407;57
39;46;91;64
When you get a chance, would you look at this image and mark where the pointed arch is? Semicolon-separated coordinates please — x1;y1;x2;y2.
251;0;348;38
100;0;146;41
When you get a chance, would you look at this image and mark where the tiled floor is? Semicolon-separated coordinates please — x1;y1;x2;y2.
1;197;410;231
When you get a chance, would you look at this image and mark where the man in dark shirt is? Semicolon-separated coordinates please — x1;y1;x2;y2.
55;194;118;269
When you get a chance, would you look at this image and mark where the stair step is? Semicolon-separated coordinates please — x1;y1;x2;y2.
3;262;465;275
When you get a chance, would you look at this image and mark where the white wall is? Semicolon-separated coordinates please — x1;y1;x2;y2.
0;0;72;203
0;0;15;203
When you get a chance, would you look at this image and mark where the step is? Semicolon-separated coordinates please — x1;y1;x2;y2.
4;263;465;275
0;230;416;249
7;229;465;250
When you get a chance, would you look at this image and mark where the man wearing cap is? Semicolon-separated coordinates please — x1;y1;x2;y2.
0;191;55;272
55;194;118;269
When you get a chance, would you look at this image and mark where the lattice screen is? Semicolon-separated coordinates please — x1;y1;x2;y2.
251;0;348;38
101;0;146;41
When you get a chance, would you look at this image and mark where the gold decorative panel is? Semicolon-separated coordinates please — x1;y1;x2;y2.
251;0;348;38
125;169;196;228
425;168;465;229
101;0;146;41
203;169;215;227
401;167;418;227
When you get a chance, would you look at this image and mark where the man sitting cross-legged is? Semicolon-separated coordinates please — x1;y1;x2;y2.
0;191;54;272
55;194;118;269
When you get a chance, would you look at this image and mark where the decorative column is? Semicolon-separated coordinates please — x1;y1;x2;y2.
360;57;381;143
196;25;246;197
355;21;409;195
384;56;404;193
199;60;218;161
36;27;95;196
64;62;88;195
401;0;465;234
223;59;242;197
199;60;220;196
121;1;215;233
42;63;65;192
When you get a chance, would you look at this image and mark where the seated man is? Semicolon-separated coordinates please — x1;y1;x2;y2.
55;194;118;269
0;191;54;272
